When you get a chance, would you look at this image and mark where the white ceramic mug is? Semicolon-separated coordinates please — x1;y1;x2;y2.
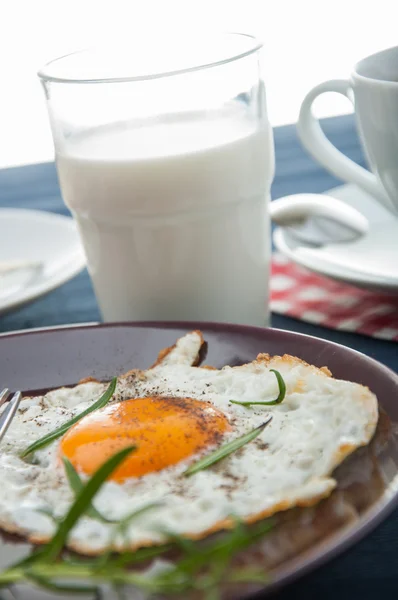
298;46;398;216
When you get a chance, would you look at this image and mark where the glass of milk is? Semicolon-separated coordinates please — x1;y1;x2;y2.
39;32;275;325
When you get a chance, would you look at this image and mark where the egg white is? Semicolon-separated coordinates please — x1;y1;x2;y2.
0;332;378;554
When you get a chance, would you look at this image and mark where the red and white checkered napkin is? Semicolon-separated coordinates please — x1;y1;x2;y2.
270;253;398;342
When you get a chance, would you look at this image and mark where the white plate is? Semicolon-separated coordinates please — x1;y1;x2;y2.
0;209;85;314
273;184;398;294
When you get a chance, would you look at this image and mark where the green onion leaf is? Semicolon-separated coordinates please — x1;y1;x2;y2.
113;544;172;568
0;516;274;598
177;517;273;578
26;573;98;595
8;548;48;570
114;502;164;544
62;555;102;569
63;457;114;523
63;456;83;496
229;369;286;407
117;502;163;531
160;530;198;554
21;378;117;458
96;501;164;568
43;445;135;561
183;417;272;477
36;507;61;525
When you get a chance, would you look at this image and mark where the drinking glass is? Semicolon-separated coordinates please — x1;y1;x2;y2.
39;32;275;325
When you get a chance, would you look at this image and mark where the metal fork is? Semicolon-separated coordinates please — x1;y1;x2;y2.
0;389;22;445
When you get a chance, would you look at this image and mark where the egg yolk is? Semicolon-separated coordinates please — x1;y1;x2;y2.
60;396;230;482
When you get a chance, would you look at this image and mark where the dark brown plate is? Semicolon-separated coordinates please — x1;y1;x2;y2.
0;321;398;600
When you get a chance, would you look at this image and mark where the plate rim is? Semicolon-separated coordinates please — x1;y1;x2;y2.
0;208;86;314
1;319;397;598
1;318;396;380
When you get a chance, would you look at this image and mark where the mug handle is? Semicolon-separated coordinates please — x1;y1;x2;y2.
297;79;388;206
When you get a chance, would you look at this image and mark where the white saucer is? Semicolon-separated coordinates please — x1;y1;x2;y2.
0;209;85;314
273;184;398;294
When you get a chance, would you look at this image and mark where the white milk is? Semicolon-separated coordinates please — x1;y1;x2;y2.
57;107;274;324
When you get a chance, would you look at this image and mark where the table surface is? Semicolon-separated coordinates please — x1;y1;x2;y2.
0;115;397;599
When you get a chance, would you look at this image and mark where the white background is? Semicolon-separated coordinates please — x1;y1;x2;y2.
1;0;397;168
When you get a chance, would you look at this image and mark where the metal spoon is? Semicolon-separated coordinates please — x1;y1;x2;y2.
270;193;369;247
0;260;42;275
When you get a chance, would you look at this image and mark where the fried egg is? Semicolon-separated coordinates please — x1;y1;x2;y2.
0;331;378;555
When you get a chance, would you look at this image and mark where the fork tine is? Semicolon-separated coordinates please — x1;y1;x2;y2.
0;391;22;444
0;389;10;409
